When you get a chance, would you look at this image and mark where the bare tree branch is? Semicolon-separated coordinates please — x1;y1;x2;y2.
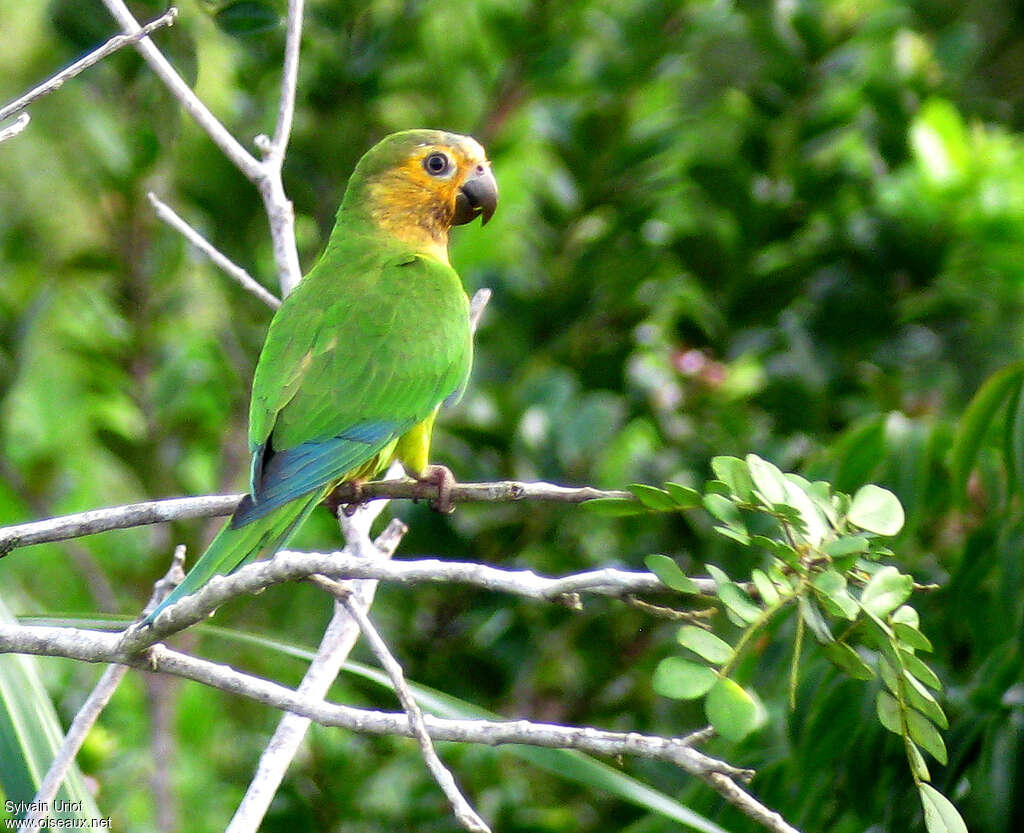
0;8;178;126
0;494;242;552
24;663;125;826
99;0;302;294
254;0;305;294
226;493;402;833
328;580;491;832
0;481;633;553
0;623;802;832
0;481;634;554
309;478;632;505
99;0;261;180
113;553;709;651
469;287;491;331
703;772;802;833
269;0;303;161
148;192;281;309
0;113;30;144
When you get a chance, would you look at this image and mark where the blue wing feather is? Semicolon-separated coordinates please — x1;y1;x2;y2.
232;419;407;527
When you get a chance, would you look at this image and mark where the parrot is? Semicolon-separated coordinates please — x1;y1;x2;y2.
143;129;497;626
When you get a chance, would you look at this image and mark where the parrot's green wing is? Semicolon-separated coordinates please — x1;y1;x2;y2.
233;246;471;526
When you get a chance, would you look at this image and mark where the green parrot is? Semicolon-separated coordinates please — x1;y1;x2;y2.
144;129;497;625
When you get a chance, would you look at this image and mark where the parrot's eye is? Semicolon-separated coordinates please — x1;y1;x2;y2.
423;152;451;176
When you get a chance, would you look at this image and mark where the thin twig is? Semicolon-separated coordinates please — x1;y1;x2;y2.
226;493;403;833
100;1;302;293
328;580;491;833
269;0;303;160
22;547;187;828
0;113;30;144
703;773;802;833
469;287;491;331
0;494;243;552
254;0;304;294
23;664;126;826
99;0;261;180
0;8;178;125
317;478;631;505
0;481;634;553
148;192;281;309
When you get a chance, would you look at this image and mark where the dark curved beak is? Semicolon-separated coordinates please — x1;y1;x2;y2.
453;163;498;226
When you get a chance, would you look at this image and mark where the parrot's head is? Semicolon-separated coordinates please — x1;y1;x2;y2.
339;129;498;261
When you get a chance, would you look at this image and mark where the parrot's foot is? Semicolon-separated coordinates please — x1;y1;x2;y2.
415;465;456;514
324;481;365;517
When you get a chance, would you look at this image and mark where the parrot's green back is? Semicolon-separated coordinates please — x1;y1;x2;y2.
239;234;472;518
142;129;491;625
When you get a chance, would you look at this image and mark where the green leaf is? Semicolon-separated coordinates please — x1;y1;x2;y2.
750;535;798;564
902;674;948;730
822;643;875;680
907;710;948;764
950;361;1024;500
860;566;913;618
894;623;934;653
848;485;905;536
582;497;646;516
750;569;780;606
746;454;789;505
707;565;762;623
644;555;699;593
824;535;869;558
710;456;755;501
798;596;833;643
812;570;859;620
705;678;762;741
876;690;902;734
214;0;281;36
891;604;920;628
767;564;795;592
879;656;900;696
713;525;751;545
782;474;831;544
677;626;734;665
652;658;718;700
919;783;969;833
907;739;931;783
1004;378;1024;495
861;610;895;652
631;484;678;511
664;482;703;508
703;493;743;528
900;650;942;691
805;479;840;527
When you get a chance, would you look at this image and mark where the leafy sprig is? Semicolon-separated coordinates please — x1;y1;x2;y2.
593;454;966;833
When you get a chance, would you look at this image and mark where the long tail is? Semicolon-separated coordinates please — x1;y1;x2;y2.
143;486;330;625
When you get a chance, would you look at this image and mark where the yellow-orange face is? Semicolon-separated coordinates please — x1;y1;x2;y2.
347;130;498;262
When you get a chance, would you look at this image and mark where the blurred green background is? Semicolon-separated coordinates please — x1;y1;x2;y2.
1;0;1023;830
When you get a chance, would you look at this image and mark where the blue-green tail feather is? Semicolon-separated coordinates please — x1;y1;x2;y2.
143;487;329;626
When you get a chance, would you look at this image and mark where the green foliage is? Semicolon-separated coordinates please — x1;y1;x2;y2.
646;456;964;830
0;0;1023;830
